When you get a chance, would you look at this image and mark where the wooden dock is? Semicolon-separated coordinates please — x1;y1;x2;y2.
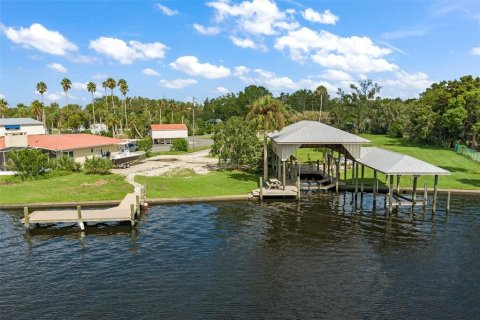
21;192;143;230
251;185;298;198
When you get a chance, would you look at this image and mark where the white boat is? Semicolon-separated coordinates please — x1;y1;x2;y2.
110;142;146;168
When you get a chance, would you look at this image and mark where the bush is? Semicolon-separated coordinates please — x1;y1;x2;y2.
83;156;112;174
171;139;189;152
50;156;82;172
7;149;49;180
137;136;153;157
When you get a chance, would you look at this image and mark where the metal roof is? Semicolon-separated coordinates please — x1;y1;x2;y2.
151;124;188;131
359;147;450;176
269;121;371;144
0;118;44;126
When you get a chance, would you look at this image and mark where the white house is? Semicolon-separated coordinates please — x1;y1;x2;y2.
151;124;188;144
0;118;47;137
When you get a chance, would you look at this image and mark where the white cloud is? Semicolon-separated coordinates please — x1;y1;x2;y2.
471;47;480;55
207;0;298;36
89;37;168;64
382;25;430;40
170;56;231;79
320;69;353;81
157;3;178;16
93;73;108;80
46;93;63;101
0;94;5;99
159;78;197;89
72;82;87;90
233;65;250;76
47;63;67;73
2;23;78;56
275;27;397;73
229;36;266;50
383;70;432;93
193;23;220;35
302;8;338;25
216;86;229;94
143;68;160;76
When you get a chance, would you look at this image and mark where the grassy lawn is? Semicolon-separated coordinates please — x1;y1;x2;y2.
150;145;211;157
135;169;258;198
292;134;480;190
0;173;133;204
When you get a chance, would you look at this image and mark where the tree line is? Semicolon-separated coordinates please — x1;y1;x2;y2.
0;74;478;148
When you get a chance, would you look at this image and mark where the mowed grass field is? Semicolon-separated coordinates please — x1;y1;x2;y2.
0;173;133;204
292;134;480;190
135;169;258;198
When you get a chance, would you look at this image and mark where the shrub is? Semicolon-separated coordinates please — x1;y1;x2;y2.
7;149;49;180
171;138;189;152
137;136;153;157
50;156;82;172
83;156;112;174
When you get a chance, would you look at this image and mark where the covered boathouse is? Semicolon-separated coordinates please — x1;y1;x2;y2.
258;120;450;212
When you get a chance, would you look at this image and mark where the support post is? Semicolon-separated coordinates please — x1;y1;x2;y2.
344;153;347;182
327;155;331;182
259;177;263;201
130;204;136;226
360;165;365;193
373;170;378;198
136;195;140;215
354;161;359;197
317;159;319;172
23;207;30;229
282;160;286;191
296;176;301;200
388;175;393;212
77;206;85;231
396;175;401;194
335;160;340;193
412;176;418;205
423;182;428;206
447;191;451;212
432;175;438;213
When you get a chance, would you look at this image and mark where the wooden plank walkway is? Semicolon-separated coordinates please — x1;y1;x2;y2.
21;192;142;230
251;185;298;198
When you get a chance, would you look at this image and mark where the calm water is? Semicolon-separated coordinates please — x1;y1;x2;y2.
1;193;479;319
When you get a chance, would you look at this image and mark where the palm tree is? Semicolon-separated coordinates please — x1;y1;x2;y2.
36;81;47;122
246;95;288;181
87;82;97;126
30;100;44;121
0;98;8;118
102;80;108;109
60;78;72;106
118;79;129;129
105;78;116;111
315;85;328;122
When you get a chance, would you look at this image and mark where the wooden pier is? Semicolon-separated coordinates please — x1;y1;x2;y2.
21;192;143;230
251;185;298;199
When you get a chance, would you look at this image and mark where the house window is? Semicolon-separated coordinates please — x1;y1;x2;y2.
62;151;74;158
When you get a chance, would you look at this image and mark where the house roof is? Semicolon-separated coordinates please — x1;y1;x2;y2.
0;134;123;151
0;118;44;126
269;120;371;144
358;147;450;176
151;124;188;131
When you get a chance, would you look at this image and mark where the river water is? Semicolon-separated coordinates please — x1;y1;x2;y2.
1;193;479;319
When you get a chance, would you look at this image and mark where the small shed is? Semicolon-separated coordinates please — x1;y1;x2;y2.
151;124;188;144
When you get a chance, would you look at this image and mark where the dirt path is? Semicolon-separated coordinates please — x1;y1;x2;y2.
112;149;218;191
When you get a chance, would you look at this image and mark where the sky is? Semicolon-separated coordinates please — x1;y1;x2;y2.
0;0;479;107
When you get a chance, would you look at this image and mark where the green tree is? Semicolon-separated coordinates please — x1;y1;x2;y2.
211;117;262;170
137;136;153;157
118;78;129;129
87;81;97;125
0;98;8;118
314;85;329;121
8;149;49;180
30;100;44;121
60;78;72;106
105;77;116;111
246;95;288;181
36;81;47;122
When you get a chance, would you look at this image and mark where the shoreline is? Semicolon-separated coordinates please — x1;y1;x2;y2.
1;188;480;209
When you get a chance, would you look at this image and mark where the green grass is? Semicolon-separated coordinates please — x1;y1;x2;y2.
0;173;133;204
135;169;258;198
292;134;480;190
150;145;211;157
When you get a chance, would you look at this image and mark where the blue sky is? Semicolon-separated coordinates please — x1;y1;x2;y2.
0;0;479;106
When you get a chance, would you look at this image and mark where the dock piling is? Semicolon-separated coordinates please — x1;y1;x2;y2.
296;176;301;200
77;206;85;231
23;207;30;229
259;177;263;201
130;204;136;226
447;191;451;212
136;195;140;214
432;175;439;213
423;182;428;206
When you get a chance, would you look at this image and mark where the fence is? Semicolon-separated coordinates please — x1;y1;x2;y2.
454;143;480;161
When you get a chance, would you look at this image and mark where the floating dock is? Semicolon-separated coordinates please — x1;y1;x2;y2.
21;192;143;230
251;185;298;199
